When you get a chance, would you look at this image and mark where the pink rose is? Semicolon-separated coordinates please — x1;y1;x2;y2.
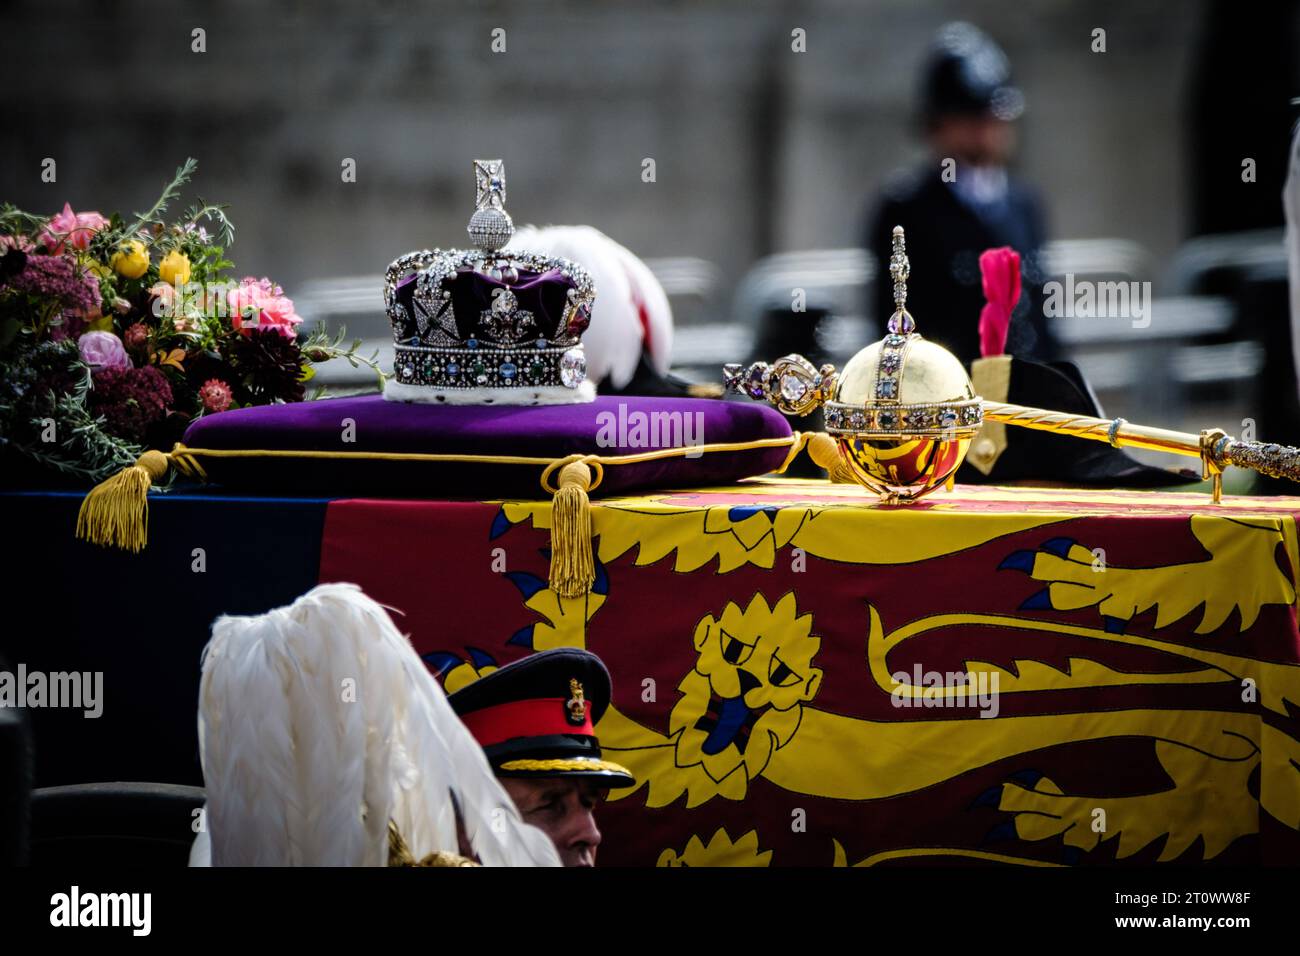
149;280;177;317
77;331;132;371
75;210;110;245
228;276;302;339
41;202;109;254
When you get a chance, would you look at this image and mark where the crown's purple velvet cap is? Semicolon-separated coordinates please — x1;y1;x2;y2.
391;267;585;345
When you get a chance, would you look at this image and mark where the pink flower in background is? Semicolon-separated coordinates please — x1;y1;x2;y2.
41;202;109;253
148;281;178;319
228;276;302;339
199;378;233;413
0;234;35;253
78;331;132;371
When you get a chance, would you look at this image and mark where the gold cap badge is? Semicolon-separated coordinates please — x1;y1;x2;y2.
566;677;587;725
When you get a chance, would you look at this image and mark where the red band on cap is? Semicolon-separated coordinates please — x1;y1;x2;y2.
460;698;593;747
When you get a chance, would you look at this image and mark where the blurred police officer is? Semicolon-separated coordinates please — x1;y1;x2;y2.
866;22;1059;368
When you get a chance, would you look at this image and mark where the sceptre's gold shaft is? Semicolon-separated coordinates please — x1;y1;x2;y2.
981;402;1202;459
982;401;1300;492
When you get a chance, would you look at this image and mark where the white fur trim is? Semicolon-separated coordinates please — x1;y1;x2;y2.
383;378;596;406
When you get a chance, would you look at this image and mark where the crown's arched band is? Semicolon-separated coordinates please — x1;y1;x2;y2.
384;247;595;351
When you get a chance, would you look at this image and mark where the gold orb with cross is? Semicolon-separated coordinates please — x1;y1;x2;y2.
724;226;982;502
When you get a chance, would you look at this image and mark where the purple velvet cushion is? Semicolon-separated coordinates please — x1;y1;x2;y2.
180;395;793;498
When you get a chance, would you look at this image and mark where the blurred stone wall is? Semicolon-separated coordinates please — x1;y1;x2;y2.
0;0;1231;303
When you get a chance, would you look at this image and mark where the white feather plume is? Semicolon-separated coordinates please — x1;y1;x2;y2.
192;582;560;867
508;225;674;388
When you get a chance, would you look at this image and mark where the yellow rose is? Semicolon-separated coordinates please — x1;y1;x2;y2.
158;249;191;287
110;239;150;279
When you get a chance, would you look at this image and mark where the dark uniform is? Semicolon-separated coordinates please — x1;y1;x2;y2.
866;24;1192;487
867;169;1057;368
447;648;635;789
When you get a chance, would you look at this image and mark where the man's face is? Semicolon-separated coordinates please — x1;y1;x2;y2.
929;114;1015;167
501;777;607;867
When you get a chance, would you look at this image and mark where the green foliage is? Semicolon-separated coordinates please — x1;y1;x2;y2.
0;338;142;485
299;322;387;393
0;158;327;487
119;157;198;244
0;204;49;237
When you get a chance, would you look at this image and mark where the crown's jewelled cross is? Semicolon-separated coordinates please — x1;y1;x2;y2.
474;159;507;210
480;287;536;344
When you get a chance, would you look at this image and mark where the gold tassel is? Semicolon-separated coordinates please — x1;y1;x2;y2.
548;460;595;598
75;449;171;553
807;432;857;484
